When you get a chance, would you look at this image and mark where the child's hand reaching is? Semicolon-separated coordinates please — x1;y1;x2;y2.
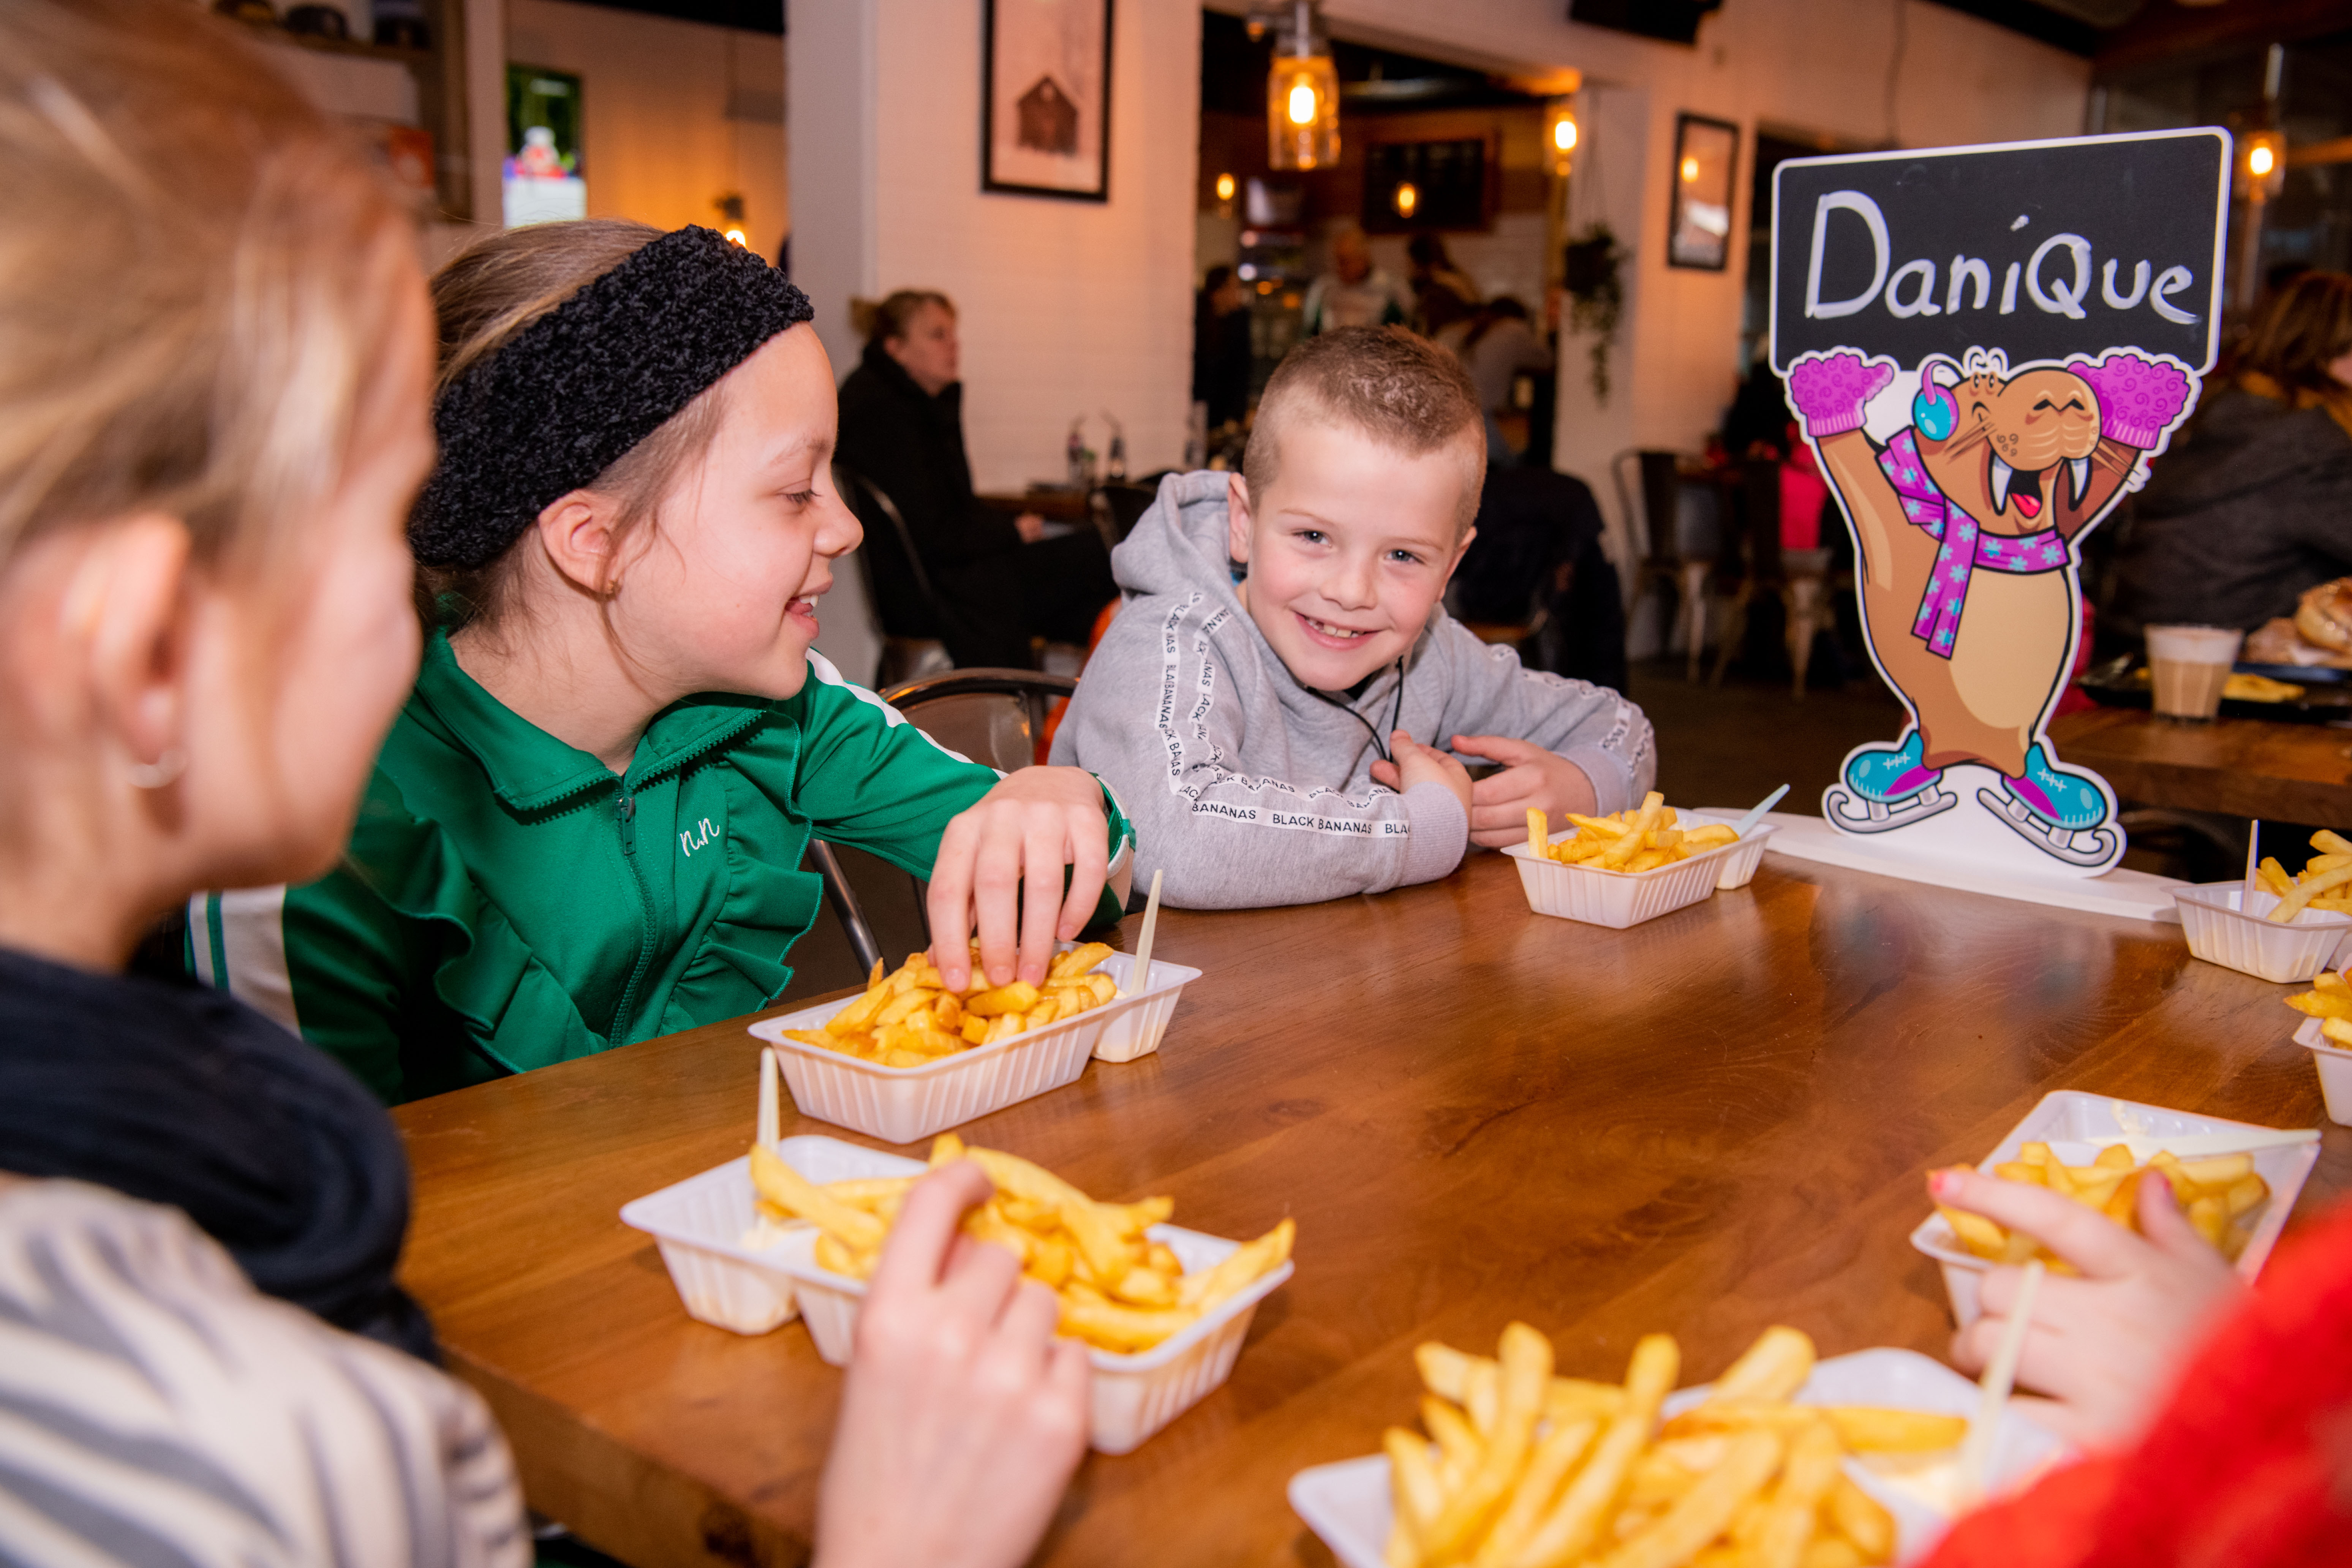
814;1161;1090;1568
1931;1165;2244;1449
1448;735;1599;848
1369;730;1473;819
928;767;1111;991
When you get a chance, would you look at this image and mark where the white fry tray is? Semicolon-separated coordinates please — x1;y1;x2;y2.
2291;1016;2352;1125
1288;1347;2066;1568
1908;1090;2319;1327
746;948;1201;1144
1503;820;1769;928
619;1135;1291;1455
2174;882;2352;982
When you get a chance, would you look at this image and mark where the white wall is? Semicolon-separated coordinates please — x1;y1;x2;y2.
790;0;1200;489
1285;0;2092;559
506;0;787;248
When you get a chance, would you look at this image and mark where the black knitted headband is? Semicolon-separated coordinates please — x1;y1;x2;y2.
409;225;814;570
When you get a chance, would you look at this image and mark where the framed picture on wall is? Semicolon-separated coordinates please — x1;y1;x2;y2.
1667;114;1739;270
982;0;1113;202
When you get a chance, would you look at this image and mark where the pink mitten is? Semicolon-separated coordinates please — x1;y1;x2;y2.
1785;350;1894;439
2064;351;2191;449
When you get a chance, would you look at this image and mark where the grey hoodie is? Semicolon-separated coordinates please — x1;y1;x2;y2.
1050;470;1655;910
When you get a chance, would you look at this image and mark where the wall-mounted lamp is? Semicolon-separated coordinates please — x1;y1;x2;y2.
2237;129;2286;202
1266;0;1337;171
1546;101;1577;177
1393;180;1419;219
1216;172;1237;202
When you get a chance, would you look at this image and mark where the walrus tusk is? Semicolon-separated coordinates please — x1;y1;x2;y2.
2067;457;2090;506
1989;455;2015;514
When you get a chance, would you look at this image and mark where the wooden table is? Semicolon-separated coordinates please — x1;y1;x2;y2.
2051;705;2352;823
395;850;2349;1568
978;488;1091;524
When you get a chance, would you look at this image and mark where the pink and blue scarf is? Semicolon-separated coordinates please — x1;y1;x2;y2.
1877;428;2069;659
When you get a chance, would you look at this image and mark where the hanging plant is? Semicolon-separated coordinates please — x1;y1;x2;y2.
1562;222;1624;405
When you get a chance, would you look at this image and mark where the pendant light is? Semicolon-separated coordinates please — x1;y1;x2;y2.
1266;0;1337;171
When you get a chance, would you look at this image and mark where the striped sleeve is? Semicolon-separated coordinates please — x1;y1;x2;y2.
0;1180;527;1568
185;886;301;1035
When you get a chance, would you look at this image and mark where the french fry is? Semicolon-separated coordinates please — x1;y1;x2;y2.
1701;1326;1815;1406
1948;1142;2269;1266
1390;1324;1941;1568
1752;1419;1841;1568
1826;1473;1894;1561
791;947;1121;1066
1513;1332;1679;1567
1536;795;1737;876
1593;1428;1783;1568
770;1133;1290;1357
749;1143;885;1250
1420;1323;1553;1559
1598;793;1666;870
2263;831;2352;921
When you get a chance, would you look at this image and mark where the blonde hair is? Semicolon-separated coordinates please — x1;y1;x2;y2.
0;0;411;577
418;218;730;628
1242;326;1486;536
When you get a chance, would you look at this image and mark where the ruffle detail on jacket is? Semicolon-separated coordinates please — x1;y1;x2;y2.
654;721;826;1036
340;782;608;1078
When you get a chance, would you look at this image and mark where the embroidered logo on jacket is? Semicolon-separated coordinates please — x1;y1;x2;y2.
678;817;720;857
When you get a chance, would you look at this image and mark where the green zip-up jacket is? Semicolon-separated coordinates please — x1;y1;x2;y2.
189;636;1133;1104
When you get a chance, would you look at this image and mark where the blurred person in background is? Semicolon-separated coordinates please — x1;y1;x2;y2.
1437;296;1553;467
1301;225;1411;335
1406;231;1481;337
836;291;1117;668
1193;263;1253;432
2110;271;2352;641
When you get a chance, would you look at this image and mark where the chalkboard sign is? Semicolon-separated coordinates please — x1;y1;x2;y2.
1768;129;2229;374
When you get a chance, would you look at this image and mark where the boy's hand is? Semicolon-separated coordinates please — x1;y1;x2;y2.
1369;730;1473;818
1932;1165;2243;1449
815;1162;1090;1568
928;767;1110;991
1449;735;1598;848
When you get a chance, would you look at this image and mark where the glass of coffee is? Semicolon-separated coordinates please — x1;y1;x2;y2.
2145;624;2245;721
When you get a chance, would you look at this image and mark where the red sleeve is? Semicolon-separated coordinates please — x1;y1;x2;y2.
1922;1201;2352;1568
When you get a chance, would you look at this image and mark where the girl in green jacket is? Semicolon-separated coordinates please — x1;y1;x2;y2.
192;220;1133;1104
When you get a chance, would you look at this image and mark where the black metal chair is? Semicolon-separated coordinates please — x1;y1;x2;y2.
835;463;954;687
801;667;1081;968
1613;448;1714;678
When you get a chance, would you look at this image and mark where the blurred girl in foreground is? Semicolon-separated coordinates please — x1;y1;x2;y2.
0;4;1082;1563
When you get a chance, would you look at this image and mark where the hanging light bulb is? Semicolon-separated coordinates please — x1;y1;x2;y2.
1393;181;1418;219
1266;0;1337;172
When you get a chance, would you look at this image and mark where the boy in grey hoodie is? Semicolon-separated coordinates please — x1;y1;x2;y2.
1051;327;1654;909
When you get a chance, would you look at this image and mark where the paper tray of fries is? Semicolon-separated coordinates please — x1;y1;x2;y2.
1288;1340;2066;1568
2174;882;2352;983
746;944;1200;1144
1908;1091;2317;1328
1506;797;1754;929
623;1135;1293;1454
2290;1016;2352;1125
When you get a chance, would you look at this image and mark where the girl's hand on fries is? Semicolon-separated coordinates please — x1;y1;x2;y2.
928;766;1113;991
1932;1165;2242;1449
1446;733;1600;848
816;1161;1090;1568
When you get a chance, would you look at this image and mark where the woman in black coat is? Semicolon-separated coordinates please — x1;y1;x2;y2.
835;291;1117;669
2111;272;2352;639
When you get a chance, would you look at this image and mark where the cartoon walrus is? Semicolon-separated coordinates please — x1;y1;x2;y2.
1785;346;2193;865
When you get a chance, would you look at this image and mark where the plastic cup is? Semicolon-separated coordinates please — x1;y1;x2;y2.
2145;624;2244;721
